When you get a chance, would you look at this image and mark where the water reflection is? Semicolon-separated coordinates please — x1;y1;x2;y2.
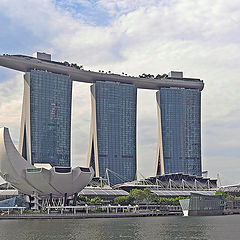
0;215;239;240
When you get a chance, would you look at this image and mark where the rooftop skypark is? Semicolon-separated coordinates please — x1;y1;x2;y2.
0;53;204;91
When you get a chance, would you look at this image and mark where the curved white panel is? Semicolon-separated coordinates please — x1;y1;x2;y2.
0;127;36;195
0;127;94;197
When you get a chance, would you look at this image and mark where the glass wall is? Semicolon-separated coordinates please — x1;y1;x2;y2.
29;70;72;167
157;88;201;176
92;81;137;185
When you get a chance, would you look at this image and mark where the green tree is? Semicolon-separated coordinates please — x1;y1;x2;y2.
90;197;103;204
143;189;155;205
77;195;90;203
114;196;134;205
215;190;233;200
129;189;146;204
156;196;186;206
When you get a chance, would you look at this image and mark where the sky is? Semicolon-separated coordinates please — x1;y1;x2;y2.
0;0;240;185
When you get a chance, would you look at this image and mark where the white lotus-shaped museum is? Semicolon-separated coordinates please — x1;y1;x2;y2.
0;127;94;197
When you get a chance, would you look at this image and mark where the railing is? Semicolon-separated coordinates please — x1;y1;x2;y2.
45;205;138;214
0;206;26;215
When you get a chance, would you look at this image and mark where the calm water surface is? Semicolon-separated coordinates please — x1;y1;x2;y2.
0;215;240;240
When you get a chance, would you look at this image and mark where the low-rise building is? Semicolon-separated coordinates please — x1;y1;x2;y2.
179;192;224;216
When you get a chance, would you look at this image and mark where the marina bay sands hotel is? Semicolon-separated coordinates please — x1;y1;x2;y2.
0;52;204;185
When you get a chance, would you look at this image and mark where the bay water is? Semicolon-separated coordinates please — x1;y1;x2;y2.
0;215;239;240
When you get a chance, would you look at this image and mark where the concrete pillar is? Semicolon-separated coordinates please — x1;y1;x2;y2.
64;193;67;206
49;193;53;206
73;193;77;206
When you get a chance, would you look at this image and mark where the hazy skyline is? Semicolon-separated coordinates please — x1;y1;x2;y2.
0;0;240;185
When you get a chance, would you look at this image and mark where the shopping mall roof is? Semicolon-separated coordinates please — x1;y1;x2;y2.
79;188;129;197
152;190;216;197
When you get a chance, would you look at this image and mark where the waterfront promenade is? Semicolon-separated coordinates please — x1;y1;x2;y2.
0;210;181;220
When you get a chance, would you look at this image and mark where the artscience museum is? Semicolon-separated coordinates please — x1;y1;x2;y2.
0;127;94;198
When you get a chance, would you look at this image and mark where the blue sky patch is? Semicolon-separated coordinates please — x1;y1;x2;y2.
0;14;46;55
55;0;113;26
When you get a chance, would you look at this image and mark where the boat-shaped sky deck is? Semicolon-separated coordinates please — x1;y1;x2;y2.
0;53;204;91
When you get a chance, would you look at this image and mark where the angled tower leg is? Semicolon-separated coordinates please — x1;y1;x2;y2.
19;73;31;162
154;90;165;176
87;85;99;177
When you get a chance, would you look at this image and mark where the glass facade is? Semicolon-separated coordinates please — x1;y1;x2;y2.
189;193;224;211
91;81;137;185
157;88;202;176
29;70;72;167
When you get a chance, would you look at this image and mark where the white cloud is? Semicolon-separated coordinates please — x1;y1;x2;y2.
0;73;23;143
97;0;159;17
0;0;240;182
201;109;240;186
71;81;91;167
